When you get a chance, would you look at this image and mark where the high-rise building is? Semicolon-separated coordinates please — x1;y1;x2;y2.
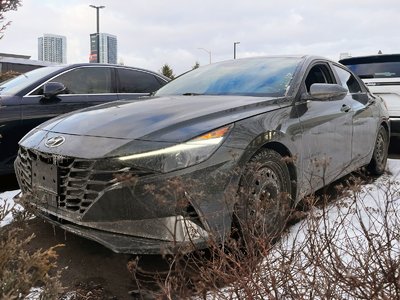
89;33;117;64
38;34;67;64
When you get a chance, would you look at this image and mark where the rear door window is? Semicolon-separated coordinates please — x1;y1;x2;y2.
117;68;163;93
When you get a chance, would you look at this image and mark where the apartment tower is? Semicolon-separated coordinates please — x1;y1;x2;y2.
38;34;67;64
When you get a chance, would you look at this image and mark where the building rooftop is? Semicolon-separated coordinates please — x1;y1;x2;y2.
0;53;31;59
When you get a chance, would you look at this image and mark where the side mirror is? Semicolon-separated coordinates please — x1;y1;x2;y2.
307;83;348;100
43;82;66;99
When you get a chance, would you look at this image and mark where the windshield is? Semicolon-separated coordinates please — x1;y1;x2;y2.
346;62;400;79
0;65;64;95
155;57;302;97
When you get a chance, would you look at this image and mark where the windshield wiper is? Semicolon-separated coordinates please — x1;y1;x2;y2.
358;74;375;79
182;92;203;96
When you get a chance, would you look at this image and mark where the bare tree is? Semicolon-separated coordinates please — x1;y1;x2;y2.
0;0;22;38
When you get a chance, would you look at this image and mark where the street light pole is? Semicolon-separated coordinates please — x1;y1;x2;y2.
233;41;240;59
89;5;105;63
198;47;212;64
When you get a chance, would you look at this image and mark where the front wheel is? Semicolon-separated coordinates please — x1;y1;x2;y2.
234;149;293;243
367;125;389;175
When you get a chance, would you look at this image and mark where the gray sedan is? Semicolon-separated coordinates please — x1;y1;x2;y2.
15;56;389;254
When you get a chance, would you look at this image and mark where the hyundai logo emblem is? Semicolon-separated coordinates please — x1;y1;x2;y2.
45;136;65;148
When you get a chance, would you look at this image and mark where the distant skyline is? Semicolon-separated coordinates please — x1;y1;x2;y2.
1;0;400;75
38;33;67;64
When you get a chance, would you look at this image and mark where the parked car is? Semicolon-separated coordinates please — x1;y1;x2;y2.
14;56;389;254
340;54;400;137
0;63;169;175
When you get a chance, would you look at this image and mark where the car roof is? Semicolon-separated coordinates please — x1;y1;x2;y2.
213;55;334;65
49;63;169;80
339;54;400;64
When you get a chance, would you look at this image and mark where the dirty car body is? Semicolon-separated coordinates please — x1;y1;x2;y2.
14;56;389;254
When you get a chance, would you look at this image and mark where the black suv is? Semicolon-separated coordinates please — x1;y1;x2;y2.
0;63;169;175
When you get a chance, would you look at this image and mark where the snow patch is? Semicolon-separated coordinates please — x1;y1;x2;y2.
0;189;21;227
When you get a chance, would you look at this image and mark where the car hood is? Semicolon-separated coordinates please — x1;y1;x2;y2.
36;95;287;143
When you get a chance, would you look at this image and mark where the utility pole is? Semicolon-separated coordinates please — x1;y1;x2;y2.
198;47;212;64
89;5;105;63
234;41;240;59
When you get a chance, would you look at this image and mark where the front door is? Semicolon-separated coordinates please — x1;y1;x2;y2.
296;62;353;196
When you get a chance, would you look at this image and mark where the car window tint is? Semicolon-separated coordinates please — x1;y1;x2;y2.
333;66;362;94
51;67;112;94
117;68;162;93
345;62;400;79
305;64;334;92
340;55;400;79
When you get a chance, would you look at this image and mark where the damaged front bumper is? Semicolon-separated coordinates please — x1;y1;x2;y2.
25;203;210;254
14;144;243;254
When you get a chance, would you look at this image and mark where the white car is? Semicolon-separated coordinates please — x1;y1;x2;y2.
340;54;400;137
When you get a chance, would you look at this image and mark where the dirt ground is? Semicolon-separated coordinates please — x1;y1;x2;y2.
14;217;211;299
16;218;138;299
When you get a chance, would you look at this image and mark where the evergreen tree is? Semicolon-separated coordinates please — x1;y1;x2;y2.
160;63;175;79
192;61;200;70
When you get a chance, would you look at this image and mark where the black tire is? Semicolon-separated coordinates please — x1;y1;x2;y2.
234;149;292;243
367;125;389;176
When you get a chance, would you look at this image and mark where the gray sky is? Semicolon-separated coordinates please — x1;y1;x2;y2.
1;0;400;75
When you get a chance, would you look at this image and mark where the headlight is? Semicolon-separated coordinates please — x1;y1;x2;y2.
118;124;233;173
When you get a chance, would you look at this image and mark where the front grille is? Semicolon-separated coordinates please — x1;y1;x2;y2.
15;147;154;214
16;147;34;195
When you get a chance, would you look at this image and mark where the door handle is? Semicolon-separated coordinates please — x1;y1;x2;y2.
341;104;351;112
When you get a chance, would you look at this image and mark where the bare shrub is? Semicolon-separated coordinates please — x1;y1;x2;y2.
0;70;20;82
127;168;400;299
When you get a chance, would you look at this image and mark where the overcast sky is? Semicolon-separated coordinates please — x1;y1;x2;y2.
1;0;400;75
